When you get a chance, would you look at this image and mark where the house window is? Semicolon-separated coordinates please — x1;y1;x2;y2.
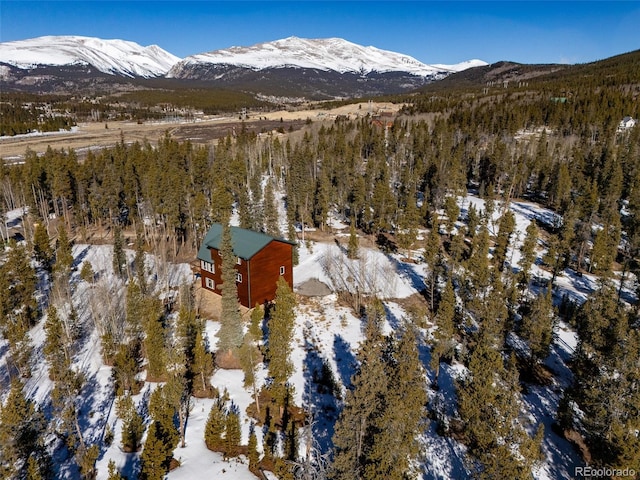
280;266;285;275
205;277;215;290
236;273;243;283
237;257;242;265
201;260;215;273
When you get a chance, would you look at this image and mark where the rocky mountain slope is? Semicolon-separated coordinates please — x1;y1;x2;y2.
0;35;486;98
0;35;180;77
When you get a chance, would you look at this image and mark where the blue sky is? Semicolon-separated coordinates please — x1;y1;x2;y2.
1;1;639;65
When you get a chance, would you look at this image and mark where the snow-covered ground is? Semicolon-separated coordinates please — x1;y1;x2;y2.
2;191;635;479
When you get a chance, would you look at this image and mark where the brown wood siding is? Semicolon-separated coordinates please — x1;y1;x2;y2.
246;240;293;307
200;248;251;308
202;248;222;295
236;259;250;308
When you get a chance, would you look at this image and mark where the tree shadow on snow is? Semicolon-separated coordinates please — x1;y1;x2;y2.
385;253;426;296
119;453;141;480
302;336;340;454
72;245;91;270
421;363;471;480
522;383;583;480
0;343;11;390
382;302;402;331
332;334;356;391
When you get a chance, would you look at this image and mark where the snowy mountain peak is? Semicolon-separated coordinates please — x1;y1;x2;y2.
169;36;486;77
0;35;181;78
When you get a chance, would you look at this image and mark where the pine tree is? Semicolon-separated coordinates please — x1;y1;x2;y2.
106;459;125;480
55;225;74;275
115;393;145;452
443;195;460;238
0;379;48;479
423;225;441;312
465;224;491;295
240;331;262;415
148;385;179;450
567;285;640;469
274;456;296;480
542;234;563;287
139;421;174;480
76;443;99;480
330;300;388;480
25;455;45;480
589;217;621;276
0;242;38;377
396;190;419;259
493;210;515;271
79;261;95;283
164;351;191;448
204;396;226;452
217;222;243;359
347;220;359;260
264;180;281;237
314;169;331;231
458;332;541;479
50;367;87;460
43;305;71;381
249;304;263;343
32;222;53;271
191;323;215;398
267;277;296;408
125;279;145;341
142;296;166;381
366;325;427;480
448;227;466;265
287;206;299;266
467;203;480;237
112;225;126;278
431;278;457;382
519;289;555;368
518;220;538;288
247;424;260;471
113;341;140;395
224;404;242;458
133;233;147;293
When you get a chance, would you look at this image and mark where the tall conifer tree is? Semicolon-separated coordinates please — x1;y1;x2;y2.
267;277;296;407
331;300;388;480
0;380;49;479
218;222;243;360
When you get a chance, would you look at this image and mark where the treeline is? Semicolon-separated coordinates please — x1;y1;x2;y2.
114;86;268;115
0;86;268;137
0;97;76;136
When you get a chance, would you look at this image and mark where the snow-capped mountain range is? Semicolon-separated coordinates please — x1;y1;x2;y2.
0;35;485;78
0;35;487;97
0;36;180;78
167;36;485;77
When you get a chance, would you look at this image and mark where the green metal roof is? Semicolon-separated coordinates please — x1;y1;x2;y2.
197;224;295;262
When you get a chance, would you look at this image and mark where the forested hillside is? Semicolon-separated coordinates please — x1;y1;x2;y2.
1;53;639;480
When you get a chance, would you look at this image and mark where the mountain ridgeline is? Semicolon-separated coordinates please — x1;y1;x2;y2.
0;35;485;98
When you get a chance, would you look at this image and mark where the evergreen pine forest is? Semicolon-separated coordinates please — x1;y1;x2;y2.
1;50;640;480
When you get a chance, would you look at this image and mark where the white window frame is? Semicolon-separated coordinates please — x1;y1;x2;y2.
205;277;215;290
280;265;285;275
237;256;242;265
236;273;243;283
201;260;215;273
